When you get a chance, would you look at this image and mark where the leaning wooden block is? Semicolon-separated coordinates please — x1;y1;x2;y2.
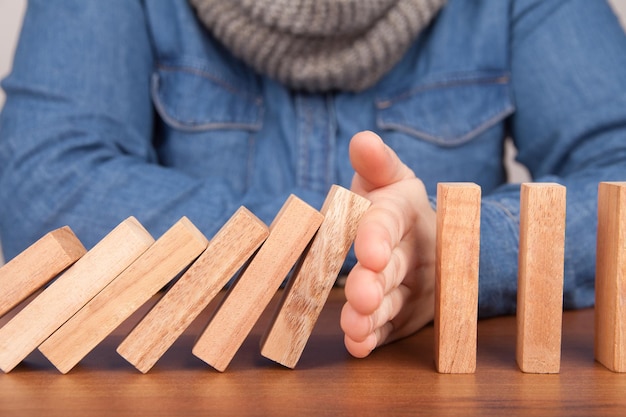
516;183;566;374
0;217;154;373
0;226;87;318
260;185;370;368
192;195;323;372
38;217;208;374
595;182;626;372
434;183;481;374
117;208;268;373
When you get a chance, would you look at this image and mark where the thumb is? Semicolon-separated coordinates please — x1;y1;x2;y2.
349;131;415;193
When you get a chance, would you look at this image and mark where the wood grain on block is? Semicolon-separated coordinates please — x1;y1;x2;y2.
516;183;566;374
260;185;370;368
0;226;87;318
434;183;481;374
595;182;626;372
0;217;154;373
117;208;268;373
38;217;208;374
192;195;323;372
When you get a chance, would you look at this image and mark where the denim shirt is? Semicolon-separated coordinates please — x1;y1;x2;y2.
1;0;626;318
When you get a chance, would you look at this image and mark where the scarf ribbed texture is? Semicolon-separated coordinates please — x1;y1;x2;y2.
190;0;446;92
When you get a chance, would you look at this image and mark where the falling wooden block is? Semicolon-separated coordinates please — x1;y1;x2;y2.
516;183;566;374
595;181;626;372
38;217;208;374
0;217;154;373
117;208;268;373
192;195;323;372
0;226;87;318
434;182;481;374
260;185;370;368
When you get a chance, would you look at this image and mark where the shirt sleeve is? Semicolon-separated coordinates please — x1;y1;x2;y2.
477;0;626;317
0;0;322;259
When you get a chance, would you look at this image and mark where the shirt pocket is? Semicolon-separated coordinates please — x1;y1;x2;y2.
152;63;263;131
376;71;514;147
151;62;263;192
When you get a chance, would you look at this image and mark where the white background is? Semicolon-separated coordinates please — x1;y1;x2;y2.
0;0;625;264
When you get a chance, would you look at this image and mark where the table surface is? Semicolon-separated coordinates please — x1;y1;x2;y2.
0;288;624;417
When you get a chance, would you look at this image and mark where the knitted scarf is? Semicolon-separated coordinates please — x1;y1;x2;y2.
189;0;446;92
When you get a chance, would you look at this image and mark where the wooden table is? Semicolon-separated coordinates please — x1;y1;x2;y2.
0;288;624;416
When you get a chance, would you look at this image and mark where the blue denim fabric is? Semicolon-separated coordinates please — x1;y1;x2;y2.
1;0;626;318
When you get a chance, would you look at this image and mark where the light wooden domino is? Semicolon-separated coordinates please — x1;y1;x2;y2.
192;195;323;372
260;185;370;368
117;207;268;373
38;217;208;374
0;226;87;318
434;183;481;374
0;217;154;373
516;183;566;374
595;181;626;372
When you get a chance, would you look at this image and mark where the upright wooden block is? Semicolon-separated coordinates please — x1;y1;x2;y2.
434;183;481;374
192;195;323;372
0;226;86;318
117;208;268;373
595;182;626;372
516;183;566;374
0;217;154;373
38;217;208;374
260;185;370;368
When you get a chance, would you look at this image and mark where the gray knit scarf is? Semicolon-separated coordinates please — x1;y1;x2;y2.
189;0;446;92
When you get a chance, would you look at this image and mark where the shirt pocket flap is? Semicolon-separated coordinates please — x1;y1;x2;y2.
376;72;514;146
152;64;263;132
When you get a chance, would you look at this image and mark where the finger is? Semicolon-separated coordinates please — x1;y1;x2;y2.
384;287;435;345
344;333;377;359
349;131;414;193
369;285;410;338
346;234;419;314
344;282;433;358
340;301;373;343
344;284;410;343
353;182;424;272
352;209;395;272
378;236;419;294
344;263;384;314
343;320;395;358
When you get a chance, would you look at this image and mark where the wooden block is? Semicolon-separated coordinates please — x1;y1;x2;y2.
117;208;268;373
260;185;370;368
0;217;154;373
434;183;481;374
38;217;208;374
192;195;323;372
0;226;87;318
595;182;626;372
516;183;566;374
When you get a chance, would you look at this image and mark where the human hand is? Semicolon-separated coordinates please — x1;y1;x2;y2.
341;131;437;358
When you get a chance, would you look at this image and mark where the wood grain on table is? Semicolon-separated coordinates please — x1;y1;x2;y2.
0;288;624;417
